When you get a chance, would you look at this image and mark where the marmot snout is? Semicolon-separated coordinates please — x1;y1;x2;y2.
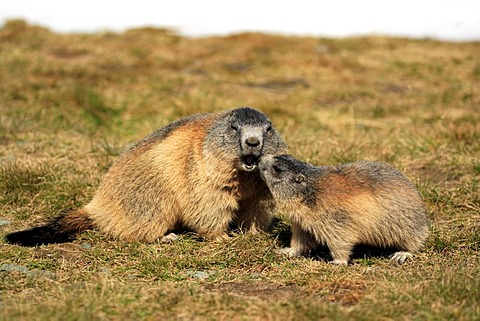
259;154;430;265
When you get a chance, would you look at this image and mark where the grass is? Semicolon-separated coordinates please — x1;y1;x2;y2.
1;19;479;320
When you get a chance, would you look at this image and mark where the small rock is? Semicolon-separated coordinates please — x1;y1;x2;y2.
0;264;55;279
0;263;28;273
27;269;56;279
81;243;92;249
185;270;212;280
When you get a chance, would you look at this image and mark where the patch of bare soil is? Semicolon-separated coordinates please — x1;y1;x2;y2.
205;281;301;300
32;243;83;261
320;280;367;307
205;280;367;307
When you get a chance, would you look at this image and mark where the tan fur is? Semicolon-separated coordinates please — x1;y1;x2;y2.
83;108;287;242
5;107;287;246
259;155;430;265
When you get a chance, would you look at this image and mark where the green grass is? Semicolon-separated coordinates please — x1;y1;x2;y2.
1;19;479;320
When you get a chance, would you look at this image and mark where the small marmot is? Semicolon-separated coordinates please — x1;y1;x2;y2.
258;154;430;265
6;107;287;246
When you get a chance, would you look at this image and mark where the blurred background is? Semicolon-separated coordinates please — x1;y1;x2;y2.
1;0;480;41
1;1;479;320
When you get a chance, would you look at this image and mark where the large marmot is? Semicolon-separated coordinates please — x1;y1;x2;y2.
6;107;287;246
258;154;430;265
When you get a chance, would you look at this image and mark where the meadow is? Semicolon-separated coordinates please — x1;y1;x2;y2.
0;20;479;320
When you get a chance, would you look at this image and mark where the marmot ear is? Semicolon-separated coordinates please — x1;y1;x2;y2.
294;174;305;184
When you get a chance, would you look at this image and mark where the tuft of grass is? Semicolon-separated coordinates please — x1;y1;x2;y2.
1;20;479;320
72;85;121;129
0;161;55;205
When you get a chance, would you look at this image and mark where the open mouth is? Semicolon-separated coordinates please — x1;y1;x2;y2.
242;155;258;171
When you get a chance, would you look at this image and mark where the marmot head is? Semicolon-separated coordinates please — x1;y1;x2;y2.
259;154;317;206
211;107;287;172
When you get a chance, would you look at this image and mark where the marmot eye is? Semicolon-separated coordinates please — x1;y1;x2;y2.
231;124;238;131
266;125;272;132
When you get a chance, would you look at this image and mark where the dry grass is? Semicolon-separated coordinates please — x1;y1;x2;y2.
0;19;479;320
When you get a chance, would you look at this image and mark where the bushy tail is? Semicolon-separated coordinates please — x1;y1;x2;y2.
5;209;94;246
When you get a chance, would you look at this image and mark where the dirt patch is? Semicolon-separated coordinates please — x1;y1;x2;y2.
320;280;367;307
205;281;301;301
33;243;83;261
205;280;367;306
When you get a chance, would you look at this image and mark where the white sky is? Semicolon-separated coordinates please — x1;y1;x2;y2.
1;0;480;41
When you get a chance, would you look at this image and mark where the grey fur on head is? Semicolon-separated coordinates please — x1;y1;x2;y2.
209;107;287;172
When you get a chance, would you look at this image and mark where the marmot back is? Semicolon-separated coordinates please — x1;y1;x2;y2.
259;154;430;265
6;107;287;246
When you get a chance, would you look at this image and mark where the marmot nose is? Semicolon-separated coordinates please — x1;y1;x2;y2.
246;137;260;147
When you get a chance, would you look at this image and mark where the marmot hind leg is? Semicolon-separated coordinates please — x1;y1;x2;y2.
389;251;413;264
281;222;318;257
160;233;180;243
388;233;427;264
326;239;353;265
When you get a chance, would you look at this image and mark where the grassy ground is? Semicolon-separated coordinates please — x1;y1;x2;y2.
0;20;479;320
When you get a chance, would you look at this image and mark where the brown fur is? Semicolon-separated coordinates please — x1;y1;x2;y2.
6;107;287;246
258;155;430;265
